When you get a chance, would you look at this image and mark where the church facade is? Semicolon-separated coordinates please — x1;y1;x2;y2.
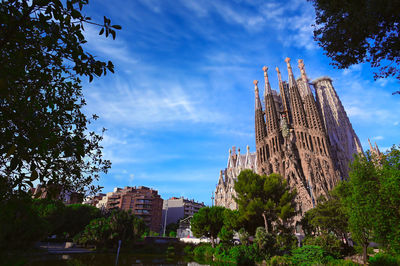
215;58;362;215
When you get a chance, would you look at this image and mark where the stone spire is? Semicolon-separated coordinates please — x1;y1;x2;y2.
298;59;324;131
298;59;312;95
254;80;267;143
276;66;290;120
313;76;363;179
368;138;374;151
263;66;280;133
254;80;262;110
263;66;272;96
285;57;307;128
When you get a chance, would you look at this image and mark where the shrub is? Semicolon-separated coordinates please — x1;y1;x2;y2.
183;245;194;255
229;243;262;265
291;245;333;265
193;244;214;259
218;226;234;245
76;209;146;249
214;243;232;262
238;228;250;245
304;234;343;258
369;253;400;266
275;231;298;254
325;259;360;265
0;197;47;249
254;227;276;257
267;255;293;266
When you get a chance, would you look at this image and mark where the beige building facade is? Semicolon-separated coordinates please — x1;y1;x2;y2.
214;146;257;210
215;58;362;217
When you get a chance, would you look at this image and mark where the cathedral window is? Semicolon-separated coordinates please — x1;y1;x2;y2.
321;139;327;155
272;137;276;152
317;137;322;153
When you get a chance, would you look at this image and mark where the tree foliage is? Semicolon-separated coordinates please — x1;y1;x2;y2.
336;146;400;262
0;0;120;199
0;196;47;249
62;203;101;238
303;191;348;241
76;209;146;248
191;206;225;248
309;0;400;93
336;153;377;264
234;170;297;234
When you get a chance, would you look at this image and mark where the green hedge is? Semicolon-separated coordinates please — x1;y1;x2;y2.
369;253;400;266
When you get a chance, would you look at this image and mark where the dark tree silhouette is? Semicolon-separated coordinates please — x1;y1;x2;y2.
309;0;400;94
0;0;121;199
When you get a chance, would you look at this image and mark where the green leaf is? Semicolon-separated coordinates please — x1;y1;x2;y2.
99;28;104;35
30;170;38;181
10;157;19;171
6;144;17;157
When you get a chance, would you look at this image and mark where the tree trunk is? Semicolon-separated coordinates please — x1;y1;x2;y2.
362;244;368;265
211;236;215;248
262;212;269;233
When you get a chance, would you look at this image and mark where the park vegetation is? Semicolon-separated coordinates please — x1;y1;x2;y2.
0;197;149;251
309;0;400;94
190;146;400;265
0;0;120;201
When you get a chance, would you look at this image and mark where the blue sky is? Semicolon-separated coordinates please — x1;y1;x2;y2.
80;0;400;205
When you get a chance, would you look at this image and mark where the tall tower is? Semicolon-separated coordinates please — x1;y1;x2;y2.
254;58;347;215
296;60;338;198
312;77;363;179
215;57;363;215
254;80;269;174
263;66;284;175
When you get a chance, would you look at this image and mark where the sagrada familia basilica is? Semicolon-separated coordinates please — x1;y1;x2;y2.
215;58;363;216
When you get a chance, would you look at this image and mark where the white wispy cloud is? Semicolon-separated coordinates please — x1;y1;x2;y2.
86;79;225;128
83;24;138;66
260;0;317;50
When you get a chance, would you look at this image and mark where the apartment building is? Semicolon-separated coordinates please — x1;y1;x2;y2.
162;197;205;226
96;186;163;233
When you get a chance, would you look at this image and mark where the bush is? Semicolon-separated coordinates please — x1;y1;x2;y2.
267;255;293;266
254;227;276;257
214;243;232;262
238;228;250;245
325;259;360;265
0;197;47;249
218;226;234;245
76;209;146;249
193;244;214;259
304;234;343;258
62;204;101;238
32;198;66;236
275;231;298;254
291;245;333;265
228;243;262;265
369;253;400;266
183;245;194;255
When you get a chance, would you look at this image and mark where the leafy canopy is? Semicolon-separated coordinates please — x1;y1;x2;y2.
234;170;296;234
191;206;225;248
336;146;400;262
309;0;400;93
0;0;121;199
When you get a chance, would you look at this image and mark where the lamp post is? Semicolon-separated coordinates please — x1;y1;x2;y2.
163;200;168;236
